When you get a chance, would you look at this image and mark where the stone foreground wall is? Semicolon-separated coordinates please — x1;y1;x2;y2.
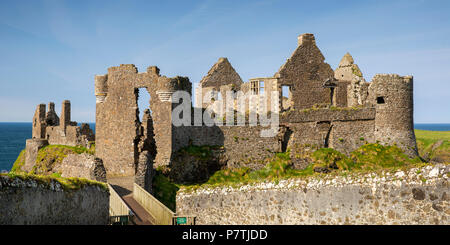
177;164;449;225
0;175;109;225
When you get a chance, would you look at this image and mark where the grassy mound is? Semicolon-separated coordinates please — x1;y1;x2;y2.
10;150;25;172
179;143;427;191
10;144;94;174
415;129;450;163
1;171;107;191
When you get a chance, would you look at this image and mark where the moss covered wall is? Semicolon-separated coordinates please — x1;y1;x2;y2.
176;164;449;225
0;174;109;225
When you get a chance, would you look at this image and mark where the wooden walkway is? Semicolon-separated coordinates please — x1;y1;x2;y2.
108;176;155;225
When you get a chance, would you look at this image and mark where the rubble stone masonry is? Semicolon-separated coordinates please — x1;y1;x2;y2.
177;164;449;225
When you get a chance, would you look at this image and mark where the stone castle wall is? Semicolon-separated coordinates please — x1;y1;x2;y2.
45;124;93;147
54;153;107;182
95;64;191;177
0;175;109;225
176;164;449;225
173;125;282;170
281;108;376;161
23;139;48;172
274;34;335;110
91;33;418;183
30;101;94;148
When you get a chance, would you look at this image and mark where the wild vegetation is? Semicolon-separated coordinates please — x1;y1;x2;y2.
153;140;439;207
415;129;450;163
10;144;94;174
0;171;107;191
10;150;25;173
179;143;426;192
152;171;179;211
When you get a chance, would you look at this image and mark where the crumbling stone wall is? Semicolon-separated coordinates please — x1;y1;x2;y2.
334;80;350;107
95;64;191;178
46;123;94;147
54;153;107;182
329;120;375;155
45;102;59;126
32;104;46;139
274;34;335;110
30;100;94;148
0;175;109;225
279;108;377;167
23;139;48;172
176;164;449;225
172;125;283;172
92;33;418;184
196;57;243;109
334;53;369;107
348;76;370;107
334;52;363;81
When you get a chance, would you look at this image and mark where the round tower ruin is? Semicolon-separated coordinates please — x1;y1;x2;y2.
371;74;418;157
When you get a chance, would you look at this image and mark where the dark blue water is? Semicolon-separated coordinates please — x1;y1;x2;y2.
0;123;32;172
0;122;95;172
0;122;449;172
414;123;450;131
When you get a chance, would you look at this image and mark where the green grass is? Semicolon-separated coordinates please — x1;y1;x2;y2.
10;150;25;172
32;145;94;175
415;129;450;141
415;129;450;163
152;171;179;212
178;143;429;192
1;171;108;191
178;145;221;160
10;144;95;174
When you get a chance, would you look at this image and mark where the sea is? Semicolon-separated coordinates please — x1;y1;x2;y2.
0;122;449;172
0;122;95;173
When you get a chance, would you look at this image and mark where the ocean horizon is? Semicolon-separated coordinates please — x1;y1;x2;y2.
0;122;449;172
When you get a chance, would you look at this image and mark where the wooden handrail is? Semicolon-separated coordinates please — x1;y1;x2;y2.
108;184;133;217
133;183;175;225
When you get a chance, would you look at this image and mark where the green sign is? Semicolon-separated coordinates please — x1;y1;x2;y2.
176;217;187;225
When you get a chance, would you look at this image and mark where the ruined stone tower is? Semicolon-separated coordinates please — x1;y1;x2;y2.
334;53;369;107
94;64;191;178
32;104;46;139
370;74;418;157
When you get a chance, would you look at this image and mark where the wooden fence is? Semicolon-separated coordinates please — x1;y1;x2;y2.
133;183;175;225
108;184;133;217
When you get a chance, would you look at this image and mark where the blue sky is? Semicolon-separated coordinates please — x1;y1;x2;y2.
0;0;449;123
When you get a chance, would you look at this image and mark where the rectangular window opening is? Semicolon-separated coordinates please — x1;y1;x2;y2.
250;81;259;95
259;81;265;95
282;85;292;111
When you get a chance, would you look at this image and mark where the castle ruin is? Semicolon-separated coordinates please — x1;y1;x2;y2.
91;33;417;186
25;33;418;188
24;100;95;172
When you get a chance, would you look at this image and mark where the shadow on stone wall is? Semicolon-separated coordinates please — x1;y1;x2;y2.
168;125;225;185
